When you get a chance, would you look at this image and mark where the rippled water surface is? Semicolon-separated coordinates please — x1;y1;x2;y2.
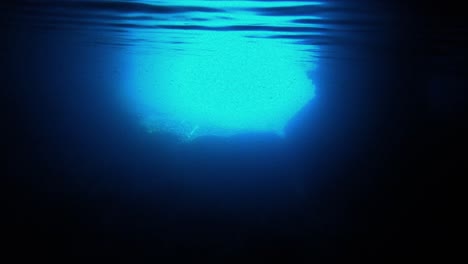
4;0;391;139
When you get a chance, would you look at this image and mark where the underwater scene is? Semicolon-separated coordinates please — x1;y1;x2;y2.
3;0;465;261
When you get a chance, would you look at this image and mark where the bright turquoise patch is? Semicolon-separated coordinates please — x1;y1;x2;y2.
124;1;317;140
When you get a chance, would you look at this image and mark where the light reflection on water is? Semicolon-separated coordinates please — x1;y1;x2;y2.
125;0;322;139
5;0;388;139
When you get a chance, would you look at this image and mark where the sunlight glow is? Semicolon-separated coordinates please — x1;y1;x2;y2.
124;1;317;140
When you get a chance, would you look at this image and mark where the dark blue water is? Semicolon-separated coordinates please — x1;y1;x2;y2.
3;0;464;261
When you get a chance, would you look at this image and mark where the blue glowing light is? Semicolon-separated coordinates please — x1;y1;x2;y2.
124;1;318;140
